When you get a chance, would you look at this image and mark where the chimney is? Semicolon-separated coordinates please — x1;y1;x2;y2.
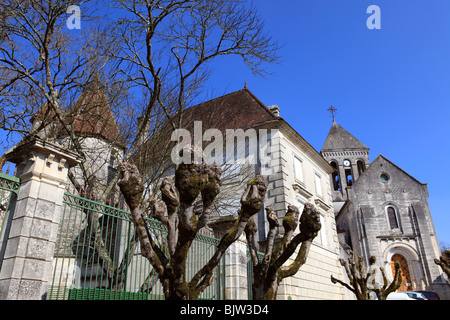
269;105;280;117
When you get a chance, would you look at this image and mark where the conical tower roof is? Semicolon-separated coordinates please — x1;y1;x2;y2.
69;77;122;144
31;76;125;149
321;121;369;152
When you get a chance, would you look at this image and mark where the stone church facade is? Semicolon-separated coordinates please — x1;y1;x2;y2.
321;120;450;299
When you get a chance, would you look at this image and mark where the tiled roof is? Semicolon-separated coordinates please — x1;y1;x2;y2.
31;78;125;148
180;88;278;131
133;87;333;174
68;79;123;145
132;88;279;170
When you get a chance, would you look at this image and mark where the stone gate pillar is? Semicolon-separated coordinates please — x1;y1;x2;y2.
223;234;249;299
0;137;80;300
209;216;249;300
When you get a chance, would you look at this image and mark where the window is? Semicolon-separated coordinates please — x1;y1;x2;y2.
107;166;117;185
387;205;399;229
294;156;303;182
109;153;116;167
330;161;341;191
297;199;305;218
320;215;328;247
107;151;117;185
315;173;323;197
380;173;390;182
357;160;365;176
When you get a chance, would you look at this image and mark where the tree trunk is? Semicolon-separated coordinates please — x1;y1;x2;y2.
118;155;268;300
247;203;321;300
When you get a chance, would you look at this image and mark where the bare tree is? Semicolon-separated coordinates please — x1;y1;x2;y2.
0;0;127;189
370;261;403;300
0;0;280;195
118;146;268;300
0;0;280;297
245;202;322;300
331;250;402;300
106;0;280;185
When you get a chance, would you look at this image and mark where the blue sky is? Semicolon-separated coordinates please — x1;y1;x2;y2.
203;0;450;247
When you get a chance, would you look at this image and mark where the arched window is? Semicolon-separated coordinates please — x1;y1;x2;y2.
343;159;353;186
387;206;399;230
330;161;341;191
357;160;365;176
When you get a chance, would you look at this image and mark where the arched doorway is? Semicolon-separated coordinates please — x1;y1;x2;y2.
391;253;413;291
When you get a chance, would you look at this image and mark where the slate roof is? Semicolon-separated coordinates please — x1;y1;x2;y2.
321;121;369;152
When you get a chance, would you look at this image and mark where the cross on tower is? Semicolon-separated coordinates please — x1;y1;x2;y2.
328;105;337;122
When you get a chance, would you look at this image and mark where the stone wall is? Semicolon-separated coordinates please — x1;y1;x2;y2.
0;138;79;300
269;130;347;300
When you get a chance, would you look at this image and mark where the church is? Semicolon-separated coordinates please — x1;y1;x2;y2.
321;119;450;299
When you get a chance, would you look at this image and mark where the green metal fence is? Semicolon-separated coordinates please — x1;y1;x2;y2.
247;250;265;300
48;191;226;300
0;171;20;234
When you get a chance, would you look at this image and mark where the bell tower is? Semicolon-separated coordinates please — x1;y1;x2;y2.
320;112;370;209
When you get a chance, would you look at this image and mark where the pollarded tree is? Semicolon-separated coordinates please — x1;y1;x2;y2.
245;202;322;300
331;250;402;300
118;146;268;300
434;250;450;278
0;0;280;297
370;260;403;300
330;252;375;300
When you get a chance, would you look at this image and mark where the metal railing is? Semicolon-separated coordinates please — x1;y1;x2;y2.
247;250;265;300
0;171;20;233
48;191;225;300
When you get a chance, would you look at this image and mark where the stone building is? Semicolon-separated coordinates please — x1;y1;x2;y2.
24;79;127;293
13;83;348;300
321;120;450;299
148;87;348;300
9;77;448;300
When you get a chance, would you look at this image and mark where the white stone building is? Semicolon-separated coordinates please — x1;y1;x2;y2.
157;87;348;300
